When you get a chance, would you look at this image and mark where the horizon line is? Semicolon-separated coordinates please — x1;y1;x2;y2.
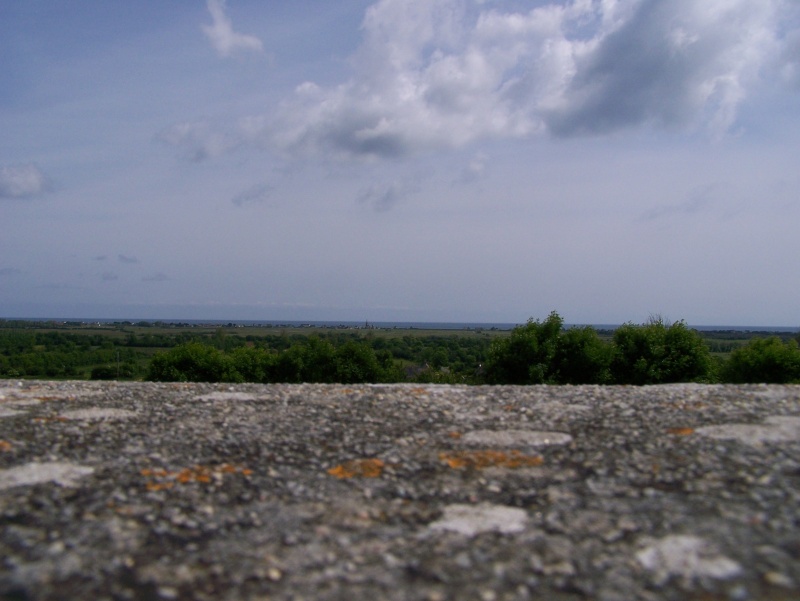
2;316;798;332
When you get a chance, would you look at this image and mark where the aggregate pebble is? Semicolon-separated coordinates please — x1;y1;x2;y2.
0;381;799;600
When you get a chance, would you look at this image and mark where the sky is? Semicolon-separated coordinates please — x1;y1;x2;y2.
1;0;799;326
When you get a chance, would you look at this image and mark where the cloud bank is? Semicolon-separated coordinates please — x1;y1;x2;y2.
158;0;798;169
274;0;791;158
202;0;263;58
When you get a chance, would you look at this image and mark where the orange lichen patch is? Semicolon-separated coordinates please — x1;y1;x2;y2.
447;431;463;439
327;458;385;479
0;440;12;452
667;427;695;436
439;450;544;470
146;481;174;492
141;463;252;491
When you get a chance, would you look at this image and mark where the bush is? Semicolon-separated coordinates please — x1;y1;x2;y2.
610;318;713;385
90;364;136;380
484;313;618;385
484;312;564;384
271;346;306;383
147;343;241;383
334;341;381;383
722;337;800;383
554;326;613;384
90;365;118;380
302;337;338;383
230;346;276;383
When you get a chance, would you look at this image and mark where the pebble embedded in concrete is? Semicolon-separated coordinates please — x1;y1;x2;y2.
427;503;529;536
636;535;743;585
461;429;573;447
0;461;95;490
696;415;800;445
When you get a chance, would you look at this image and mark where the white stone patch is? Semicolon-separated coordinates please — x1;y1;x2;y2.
7;399;44;407
0;462;95;491
750;387;796;402
195;392;257;402
461;430;573;448
0;407;24;418
60;408;137;421
636;535;742;585
696;416;800;445
428;503;528;536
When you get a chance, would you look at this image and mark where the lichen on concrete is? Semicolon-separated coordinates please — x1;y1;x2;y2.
0;381;798;601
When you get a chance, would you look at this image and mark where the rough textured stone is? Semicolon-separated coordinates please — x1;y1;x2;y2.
1;381;799;600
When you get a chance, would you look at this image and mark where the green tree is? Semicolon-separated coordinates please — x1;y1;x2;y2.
334;341;381;383
484;312;564;384
272;346;306;383
610;318;713;385
301;337;338;383
147;343;241;383
722;337;800;383
554;326;613;384
230;346;275;383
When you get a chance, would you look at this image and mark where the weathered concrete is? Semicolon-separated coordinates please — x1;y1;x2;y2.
1;381;799;600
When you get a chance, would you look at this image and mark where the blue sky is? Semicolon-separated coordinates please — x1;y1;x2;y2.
2;0;799;325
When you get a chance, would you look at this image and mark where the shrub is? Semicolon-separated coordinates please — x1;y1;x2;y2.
230;346;275;383
484;312;564;384
554;326;613;384
301;337;338;383
90;365;118;380
147;342;241;383
610;318;713;385
723;337;800;383
334;341;381;383
90;364;136;380
270;346;306;383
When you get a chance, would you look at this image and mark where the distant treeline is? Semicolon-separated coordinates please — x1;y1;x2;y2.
2;314;799;384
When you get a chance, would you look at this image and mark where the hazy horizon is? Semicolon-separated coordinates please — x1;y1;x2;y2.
2;308;798;332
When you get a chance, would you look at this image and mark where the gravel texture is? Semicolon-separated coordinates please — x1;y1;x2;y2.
0;380;798;600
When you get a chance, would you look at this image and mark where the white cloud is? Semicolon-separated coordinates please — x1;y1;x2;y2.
202;0;263;58
0;164;51;199
544;0;781;136
780;28;800;88
272;0;793;158
157;120;243;162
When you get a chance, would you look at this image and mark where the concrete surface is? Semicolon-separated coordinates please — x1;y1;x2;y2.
1;381;799;600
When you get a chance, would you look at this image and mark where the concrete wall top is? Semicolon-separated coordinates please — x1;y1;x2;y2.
1;381;799;600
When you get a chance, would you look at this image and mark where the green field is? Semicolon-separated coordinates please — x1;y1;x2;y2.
1;318;798;383
0;319;507;381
